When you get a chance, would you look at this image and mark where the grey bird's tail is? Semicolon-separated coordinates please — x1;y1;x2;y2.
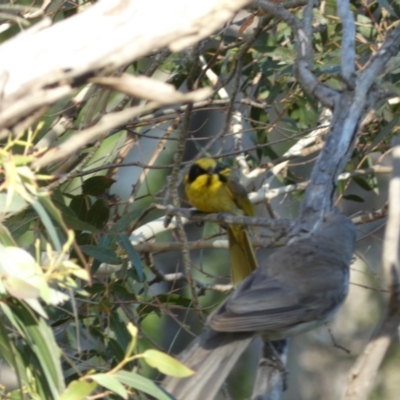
162;329;254;400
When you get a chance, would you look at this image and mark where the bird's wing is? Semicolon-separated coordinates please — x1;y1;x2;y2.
209;241;349;335
226;177;255;216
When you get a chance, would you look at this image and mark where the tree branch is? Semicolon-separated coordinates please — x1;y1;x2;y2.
0;0;252;129
255;0;339;107
342;138;400;400
337;0;356;84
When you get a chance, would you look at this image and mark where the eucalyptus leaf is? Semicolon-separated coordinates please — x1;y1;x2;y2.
31;199;62;252
82;176;115;196
117;233;144;281
91;374;127;398
114;370;173;400
80;245;120;264
58;380;97;400
142;349;194;378
0;193;27;215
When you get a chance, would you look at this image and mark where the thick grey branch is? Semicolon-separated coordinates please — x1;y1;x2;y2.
297;18;400;233
298;92;360;230
251;339;289;400
301;0;314;62
0;0;252;128
337;0;356;83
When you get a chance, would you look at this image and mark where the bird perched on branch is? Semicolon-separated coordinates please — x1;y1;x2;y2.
163;211;356;400
184;158;258;286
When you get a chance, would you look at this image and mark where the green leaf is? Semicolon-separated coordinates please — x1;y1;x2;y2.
108;282;136;302
142;349;194;378
10;301;65;397
107;338;126;364
109;312;132;353
69;194;91;221
3;276;40;299
40;196;91;265
91;374;127;398
0;223;17;246
58;380;97;400
365;115;400;153
343;194;365;203
80;245;120;264
91;234;111;273
0;310;26;397
87;199;110;229
53;198;98;232
7;389;24;400
25;298;48;319
353;176;373;192
337;179;346;195
65;215;98;232
76;232;94;246
4;210;37;239
154;294;192;308
109;209;141;233
31;199;62;252
117;234;144;281
0;246;50;306
40;195;71;233
0;193;28;215
85;282;107;294
377;0;398;17
82;176;115;196
0;300;65;399
114;370;174;400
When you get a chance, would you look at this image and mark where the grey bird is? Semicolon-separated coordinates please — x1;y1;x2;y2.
162;212;356;400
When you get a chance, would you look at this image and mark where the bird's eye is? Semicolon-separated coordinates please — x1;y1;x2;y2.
187;163;207;183
214;163;229;182
214;163;227;174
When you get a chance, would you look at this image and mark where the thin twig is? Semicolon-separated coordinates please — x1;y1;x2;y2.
168;46;204;322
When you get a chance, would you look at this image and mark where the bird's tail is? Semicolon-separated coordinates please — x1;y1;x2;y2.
228;225;258;286
162;330;254;400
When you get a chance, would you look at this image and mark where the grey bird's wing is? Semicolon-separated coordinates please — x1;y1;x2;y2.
209;240;350;336
210;213;356;336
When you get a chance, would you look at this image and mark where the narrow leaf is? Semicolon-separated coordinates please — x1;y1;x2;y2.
353;176;373;192
91;374;127;399
87;199;110;229
58;380;97;400
31;199;62;252
82;176;115;196
142;349;194;378
343;194;365;203
0;223;17;246
11;301;65;396
117;233;144;281
80;245;120;264
366;115;400;153
114;370;173;400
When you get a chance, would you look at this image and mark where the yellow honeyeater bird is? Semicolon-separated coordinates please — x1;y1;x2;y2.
184;158;258;286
